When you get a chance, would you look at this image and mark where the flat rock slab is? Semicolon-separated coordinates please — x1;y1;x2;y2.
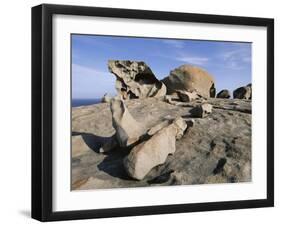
71;98;251;190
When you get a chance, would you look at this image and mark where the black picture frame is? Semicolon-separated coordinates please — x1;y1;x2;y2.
31;3;274;222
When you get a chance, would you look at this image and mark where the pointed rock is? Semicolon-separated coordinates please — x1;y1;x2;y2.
110;98;146;147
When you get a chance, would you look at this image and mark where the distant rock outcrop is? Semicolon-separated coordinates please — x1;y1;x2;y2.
216;89;230;99
108;60;166;99
162;65;216;98
101;93;112;103
233;85;251;100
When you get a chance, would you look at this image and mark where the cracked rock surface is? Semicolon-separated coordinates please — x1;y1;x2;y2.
72;98;251;190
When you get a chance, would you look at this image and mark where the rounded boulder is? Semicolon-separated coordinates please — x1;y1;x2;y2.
162;64;216;98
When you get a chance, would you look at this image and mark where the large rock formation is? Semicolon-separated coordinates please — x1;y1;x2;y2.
216;89;230;99
108;60;166;99
72;97;251;189
162;65;216;98
233;85;251;100
110;98;146;147
123;117;188;180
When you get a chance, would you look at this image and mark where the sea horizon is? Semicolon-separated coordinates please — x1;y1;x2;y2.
72;98;101;107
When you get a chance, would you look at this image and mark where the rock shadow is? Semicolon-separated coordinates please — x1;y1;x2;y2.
72;131;114;154
97;149;132;180
97;134;151;181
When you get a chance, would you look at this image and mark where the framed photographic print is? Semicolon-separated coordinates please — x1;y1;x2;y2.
31;4;274;221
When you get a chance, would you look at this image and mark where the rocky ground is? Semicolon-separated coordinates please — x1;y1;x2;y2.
71;97;251;190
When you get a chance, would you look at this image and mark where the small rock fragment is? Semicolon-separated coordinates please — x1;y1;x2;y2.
190;103;213;118
101;93;112;103
177;90;199;102
173;117;188;139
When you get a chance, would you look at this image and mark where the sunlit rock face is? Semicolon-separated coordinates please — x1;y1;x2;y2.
162;64;216;98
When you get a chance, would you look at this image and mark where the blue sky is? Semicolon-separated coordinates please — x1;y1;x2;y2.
72;34;251;99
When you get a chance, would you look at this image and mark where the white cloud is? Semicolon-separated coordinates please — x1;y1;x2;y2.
162;40;185;49
155;48;209;66
175;56;209;65
221;45;251;70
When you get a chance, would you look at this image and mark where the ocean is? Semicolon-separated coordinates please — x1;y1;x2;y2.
72;98;101;107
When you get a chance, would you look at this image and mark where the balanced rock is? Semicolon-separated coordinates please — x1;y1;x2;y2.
110;98;146;147
108;60;166;99
216;89;230;99
233;85;251;100
190;103;213;118
162;64;216;98
123;117;188;180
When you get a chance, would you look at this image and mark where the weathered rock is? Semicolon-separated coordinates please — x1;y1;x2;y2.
173;117;189;139
101;93;112;103
123;117;188;180
190;103;213;118
108;60;166;99
177;90;200;102
110;98;146;147
72;98;251;189
233;85;251;99
162;64;216;98
216;89;230;99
